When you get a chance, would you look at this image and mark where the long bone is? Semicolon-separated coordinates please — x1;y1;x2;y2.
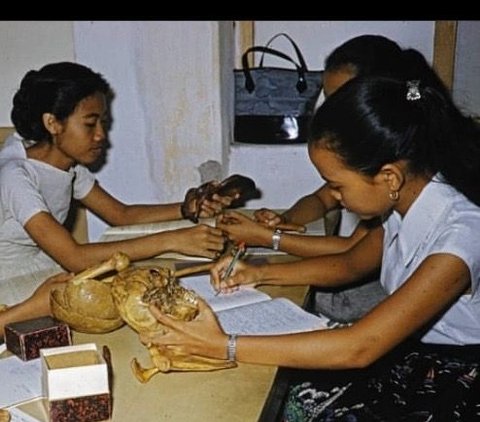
72;252;130;285
98;261;215;285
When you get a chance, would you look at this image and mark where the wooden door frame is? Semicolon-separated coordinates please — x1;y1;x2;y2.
433;20;458;91
235;21;255;68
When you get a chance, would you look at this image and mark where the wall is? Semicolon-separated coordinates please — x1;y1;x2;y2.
2;21;462;233
453;21;480;116
0;21;74;125
254;21;435;68
230;21;435;208
74;21;232;239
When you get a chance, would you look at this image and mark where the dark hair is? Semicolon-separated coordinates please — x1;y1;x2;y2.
309;76;480;206
326;35;403;77
11;62;111;142
325;35;449;98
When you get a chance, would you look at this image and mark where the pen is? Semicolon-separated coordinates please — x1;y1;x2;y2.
215;242;245;296
223;242;245;281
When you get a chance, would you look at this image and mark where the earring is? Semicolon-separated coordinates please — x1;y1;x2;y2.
389;190;399;201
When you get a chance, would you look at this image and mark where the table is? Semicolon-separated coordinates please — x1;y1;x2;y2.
9;262;309;422
6;212;326;421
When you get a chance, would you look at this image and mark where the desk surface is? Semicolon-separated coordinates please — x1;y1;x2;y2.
5;212;322;421
12;262;308;422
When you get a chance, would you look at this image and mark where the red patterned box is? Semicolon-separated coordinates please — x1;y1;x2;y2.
5;316;72;361
41;343;111;422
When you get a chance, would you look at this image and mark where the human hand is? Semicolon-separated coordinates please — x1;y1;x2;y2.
140;299;228;360
181;182;239;222
210;253;259;294
254;208;284;227
181;175;258;223
173;224;226;259
197;192;238;219
217;211;272;247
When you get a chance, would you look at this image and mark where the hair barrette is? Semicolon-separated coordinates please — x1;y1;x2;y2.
406;80;421;101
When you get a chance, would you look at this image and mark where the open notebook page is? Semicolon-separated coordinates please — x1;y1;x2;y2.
179;274;270;312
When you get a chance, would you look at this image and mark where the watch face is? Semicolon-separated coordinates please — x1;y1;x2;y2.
272;230;282;250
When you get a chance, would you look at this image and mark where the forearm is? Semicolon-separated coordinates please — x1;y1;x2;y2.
52;230;187;272
275;233;359;257
204;325;376;370
282;195;328;226
235;328;371;369
110;203;183;226
277;222;371;257
0;300;44;338
255;254;363;288
228;229;354;257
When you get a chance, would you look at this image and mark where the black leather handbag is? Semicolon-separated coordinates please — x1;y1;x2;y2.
234;33;323;144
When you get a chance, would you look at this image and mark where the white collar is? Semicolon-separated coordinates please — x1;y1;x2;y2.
385;175;456;266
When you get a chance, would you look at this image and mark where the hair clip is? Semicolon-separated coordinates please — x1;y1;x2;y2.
406;80;421;101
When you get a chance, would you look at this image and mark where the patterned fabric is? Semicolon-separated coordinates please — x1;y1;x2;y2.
282;342;480;421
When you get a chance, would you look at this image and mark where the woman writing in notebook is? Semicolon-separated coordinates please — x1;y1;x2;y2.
218;34;450;323
0;62;231;279
146;76;480;420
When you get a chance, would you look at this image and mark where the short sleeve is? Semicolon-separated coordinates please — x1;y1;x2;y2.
0;160;49;226
430;212;480;295
72;165;96;199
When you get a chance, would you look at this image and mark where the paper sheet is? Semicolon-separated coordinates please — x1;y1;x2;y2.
180;275;328;336
180;274;271;312
0;356;42;408
217;297;329;335
9;406;43;422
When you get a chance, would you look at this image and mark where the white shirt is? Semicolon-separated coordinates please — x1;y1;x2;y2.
338;209;360;237
381;176;480;345
0;134;96;278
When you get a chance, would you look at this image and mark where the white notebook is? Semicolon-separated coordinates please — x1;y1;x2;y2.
180;274;328;336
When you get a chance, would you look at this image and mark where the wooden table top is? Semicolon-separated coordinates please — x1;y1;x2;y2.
9;259;308;422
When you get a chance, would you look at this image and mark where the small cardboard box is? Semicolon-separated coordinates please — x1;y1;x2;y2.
41;343;111;422
5;316;72;361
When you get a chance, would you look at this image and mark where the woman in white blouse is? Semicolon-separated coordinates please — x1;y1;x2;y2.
147;76;480;420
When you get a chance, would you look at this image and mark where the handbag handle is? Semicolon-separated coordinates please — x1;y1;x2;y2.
241;46;307;94
259;33;308;72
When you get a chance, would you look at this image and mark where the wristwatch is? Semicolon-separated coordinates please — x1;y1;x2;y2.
272;229;282;251
227;334;237;362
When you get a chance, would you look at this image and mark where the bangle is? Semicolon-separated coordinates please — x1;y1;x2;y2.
272;229;282;251
227;334;237;362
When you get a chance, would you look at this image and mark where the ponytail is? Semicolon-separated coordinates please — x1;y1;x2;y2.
309;76;480;206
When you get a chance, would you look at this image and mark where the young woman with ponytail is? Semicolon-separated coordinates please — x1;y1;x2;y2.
219;35;453;324
148;76;480;420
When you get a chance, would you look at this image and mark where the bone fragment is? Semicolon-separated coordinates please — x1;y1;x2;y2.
72;252;130;285
131;358;164;383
